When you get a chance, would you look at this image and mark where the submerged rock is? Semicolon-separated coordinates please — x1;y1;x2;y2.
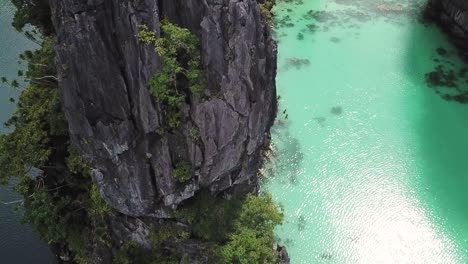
331;106;343;115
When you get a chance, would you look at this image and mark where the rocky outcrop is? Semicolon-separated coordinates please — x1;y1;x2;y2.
277;246;290;264
50;0;277;217
427;0;468;59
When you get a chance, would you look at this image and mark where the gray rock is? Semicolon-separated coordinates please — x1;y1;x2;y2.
428;0;468;59
50;0;277;217
110;216;152;249
277;245;291;264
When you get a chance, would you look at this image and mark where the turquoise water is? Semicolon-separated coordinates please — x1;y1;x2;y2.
265;0;468;263
0;1;55;262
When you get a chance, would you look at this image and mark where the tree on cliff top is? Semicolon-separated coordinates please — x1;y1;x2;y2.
11;0;54;34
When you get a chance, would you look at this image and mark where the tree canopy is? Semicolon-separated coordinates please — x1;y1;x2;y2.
11;0;54;34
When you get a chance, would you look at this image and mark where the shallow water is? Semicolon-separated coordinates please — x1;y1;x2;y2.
264;0;468;263
0;1;55;262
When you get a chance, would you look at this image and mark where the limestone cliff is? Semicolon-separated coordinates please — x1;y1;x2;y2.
427;0;468;59
50;0;277;217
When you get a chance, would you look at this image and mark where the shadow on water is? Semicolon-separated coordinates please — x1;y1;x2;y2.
265;115;305;186
404;19;468;256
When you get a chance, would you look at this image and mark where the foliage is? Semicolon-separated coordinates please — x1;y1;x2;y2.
167;111;182;130
0;38;65;184
259;0;276;27
0;32;110;263
150;222;190;248
20;37;56;80
114;222;187;264
66;145;91;176
2;6;283;263
138;21;205;129
175;190;242;242
2;3;117;263
150;221;190;264
10;0;54;34
171;161;192;183
114;241;152;264
220;194;283;264
235;194;283;232
22;190;69;243
221;228;276;264
64;223;93;263
89;184;111;218
174;191;283;264
189;127;201;143
139;21;205;98
20;178;111;261
14;175;33;196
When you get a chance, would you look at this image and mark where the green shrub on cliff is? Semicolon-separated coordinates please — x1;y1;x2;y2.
221;228;276;264
90;184;112;218
11;0;54;34
175;190;242;242
150;222;190;248
175;191;283;263
138;20;205;129
114;241;152;264
139;21;205;98
259;0;276;27
114;222;188;264
66;145;91;176
171;161;193;183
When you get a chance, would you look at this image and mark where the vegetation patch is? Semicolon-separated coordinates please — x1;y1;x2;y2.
0;38;65;184
175;190;284;263
138;20;205;130
259;0;276;27
90;184;112;219
171;161;193;183
114;222;190;264
175;190;243;242
188;127;201;143
114;241;153;264
220;194;283;264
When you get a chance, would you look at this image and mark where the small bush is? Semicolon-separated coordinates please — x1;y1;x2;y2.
151;222;190;248
175;190;242;242
189;127;201;143
220;194;283;264
259;0;276;27
67;145;91;176
90;184;111;218
172;162;192;183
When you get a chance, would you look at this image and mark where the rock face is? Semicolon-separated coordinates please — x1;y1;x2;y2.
427;0;468;58
50;0;277;217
